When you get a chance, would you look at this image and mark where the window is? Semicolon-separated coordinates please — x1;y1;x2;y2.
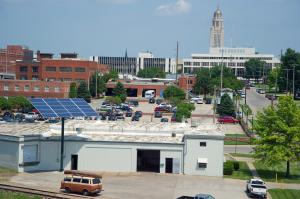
64;177;71;182
198;163;207;168
32;66;39;73
59;67;72;72
188;80;193;85
20;66;28;72
32;75;39;80
15;85;20;91
82;179;89;184
54;86;60;92
4;85;9;91
93;178;101;184
34;86;40;92
24;85;29;91
45;86;49;92
200;142;206;147
20;76;28;80
72;178;81;183
46;66;56;72
198;158;207;168
75;67;86;72
184;62;191;66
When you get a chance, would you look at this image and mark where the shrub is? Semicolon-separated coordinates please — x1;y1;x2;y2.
233;161;240;171
223;161;234;175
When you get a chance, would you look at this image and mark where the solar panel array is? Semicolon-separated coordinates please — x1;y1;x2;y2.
30;98;98;118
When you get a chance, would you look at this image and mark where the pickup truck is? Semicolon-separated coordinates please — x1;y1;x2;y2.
246;178;267;198
24;112;39;120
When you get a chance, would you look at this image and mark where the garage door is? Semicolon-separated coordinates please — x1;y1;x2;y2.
23;145;38;163
80;147;132;172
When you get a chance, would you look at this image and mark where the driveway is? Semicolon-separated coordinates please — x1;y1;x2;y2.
8;172;252;199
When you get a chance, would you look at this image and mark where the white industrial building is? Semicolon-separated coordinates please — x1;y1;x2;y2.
182;47;281;77
0;121;224;177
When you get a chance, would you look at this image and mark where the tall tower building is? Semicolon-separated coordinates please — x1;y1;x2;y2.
210;7;224;48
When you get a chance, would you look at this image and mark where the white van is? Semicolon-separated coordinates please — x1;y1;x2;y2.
145;90;155;99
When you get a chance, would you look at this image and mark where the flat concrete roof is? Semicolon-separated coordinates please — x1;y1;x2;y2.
0;120;224;144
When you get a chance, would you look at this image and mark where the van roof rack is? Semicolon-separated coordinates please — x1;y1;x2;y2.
64;170;102;178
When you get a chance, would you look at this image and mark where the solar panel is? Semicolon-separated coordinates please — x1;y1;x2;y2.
29;98;98;118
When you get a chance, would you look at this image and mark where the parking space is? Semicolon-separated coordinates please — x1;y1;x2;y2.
8;171;251;199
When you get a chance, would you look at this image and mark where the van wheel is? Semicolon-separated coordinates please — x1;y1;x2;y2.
82;190;89;196
65;187;70;193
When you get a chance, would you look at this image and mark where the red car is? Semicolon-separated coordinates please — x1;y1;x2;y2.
218;116;239;124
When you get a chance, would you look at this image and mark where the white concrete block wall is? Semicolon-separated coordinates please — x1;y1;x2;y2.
0;140;19;171
183;137;224;177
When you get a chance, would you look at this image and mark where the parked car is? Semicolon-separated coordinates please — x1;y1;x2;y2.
135;111;143;117
128;100;139;107
160;118;169;122
25;112;39;120
205;98;212;104
155;106;170;113
196;98;204;104
149;97;155;104
154;111;162;118
156;98;163;105
240;93;245;98
131;115;140;121
125;111;133;117
265;94;277;100
171;114;177;122
246;178;267;198
218;116;239;124
60;170;102;196
177;194;215;199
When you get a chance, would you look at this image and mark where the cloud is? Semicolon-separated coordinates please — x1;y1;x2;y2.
156;0;191;16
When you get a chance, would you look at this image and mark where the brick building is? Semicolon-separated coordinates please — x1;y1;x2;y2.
0;45;30;74
0;79;70;98
178;75;196;91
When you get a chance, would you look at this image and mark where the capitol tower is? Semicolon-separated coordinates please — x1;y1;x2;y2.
210;6;224;48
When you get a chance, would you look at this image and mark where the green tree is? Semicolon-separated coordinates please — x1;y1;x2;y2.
113;82;127;102
217;93;235;116
280;48;300;94
253;96;300;177
137;68;166;78
245;58;266;83
0;97;10;110
176;102;195;122
69;82;77;98
102;70;119;83
193;68;212;99
89;73;106;98
105;96;122;105
77;81;91;103
163;86;186;105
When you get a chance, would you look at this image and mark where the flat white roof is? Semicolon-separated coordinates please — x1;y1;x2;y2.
0;120;224;144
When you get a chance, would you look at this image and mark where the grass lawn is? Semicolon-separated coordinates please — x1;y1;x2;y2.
224;134;252;145
224;141;250;145
0;191;41;199
254;161;300;183
269;189;300;199
0;166;17;182
224;161;253;180
229;153;254;158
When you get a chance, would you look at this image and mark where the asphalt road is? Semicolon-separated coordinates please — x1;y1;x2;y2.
224;145;254;154
243;87;274;116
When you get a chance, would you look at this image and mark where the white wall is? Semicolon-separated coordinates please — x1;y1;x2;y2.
0;140;19;170
184;137;224;177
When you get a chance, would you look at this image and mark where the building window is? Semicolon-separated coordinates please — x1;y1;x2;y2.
46;66;56;72
4;84;9;91
188;80;193;85
34;86;40;92
45;86;49;92
200;142;207;147
15;85;20;91
59;67;72;72
24;85;29;91
20;66;28;72
184;62;191;66
75;67;86;72
32;75;39;80
63;78;72;82
54;86;60;92
197;158;208;168
32;66;39;73
20;76;28;80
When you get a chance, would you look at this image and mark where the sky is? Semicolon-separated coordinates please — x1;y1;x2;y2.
0;0;299;58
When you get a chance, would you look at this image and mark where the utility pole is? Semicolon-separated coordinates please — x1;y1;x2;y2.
293;65;296;98
220;49;224;91
283;68;293;96
213;85;216;124
95;70;98;98
176;41;179;78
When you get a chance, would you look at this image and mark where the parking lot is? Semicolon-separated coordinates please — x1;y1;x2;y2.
91;99;244;135
8;171;251;199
